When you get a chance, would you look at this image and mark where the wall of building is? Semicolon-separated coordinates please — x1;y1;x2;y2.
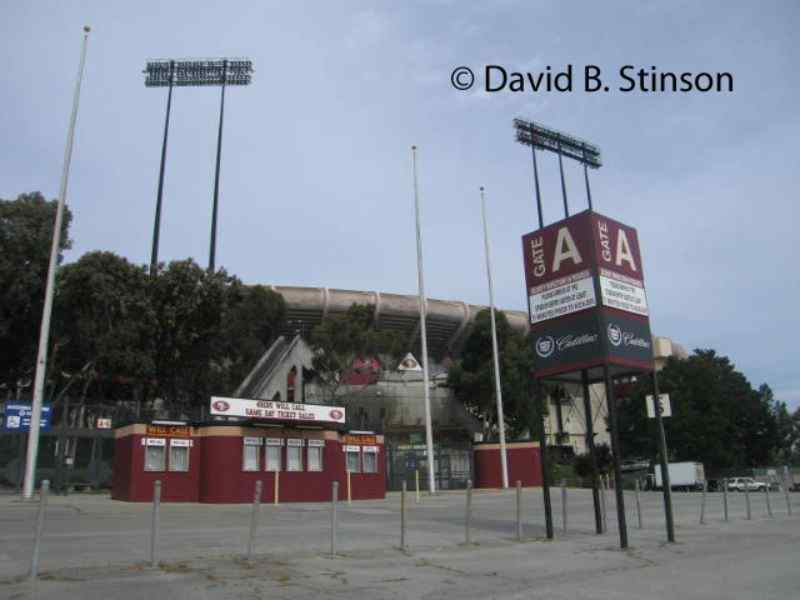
473;442;542;488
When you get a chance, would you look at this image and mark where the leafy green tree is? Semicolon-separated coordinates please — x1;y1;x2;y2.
309;304;406;403
149;260;231;410
447;309;539;440
0;192;72;396
149;260;286;411
617;350;781;474
53;251;155;402
218;282;286;393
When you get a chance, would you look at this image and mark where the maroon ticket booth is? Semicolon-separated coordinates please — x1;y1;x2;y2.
112;399;385;503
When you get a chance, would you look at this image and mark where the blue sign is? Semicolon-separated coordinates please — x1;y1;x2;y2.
2;403;52;432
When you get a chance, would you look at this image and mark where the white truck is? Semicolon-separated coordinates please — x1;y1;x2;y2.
653;462;706;491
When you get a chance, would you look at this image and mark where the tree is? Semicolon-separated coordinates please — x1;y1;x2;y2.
53;251;155;403
0;192;72;396
149;260;286;412
218;282;286;393
616;349;781;474
309;304;406;403
447;309;540;440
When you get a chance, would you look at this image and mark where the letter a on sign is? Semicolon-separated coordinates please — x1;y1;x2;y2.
615;229;637;272
552;227;583;273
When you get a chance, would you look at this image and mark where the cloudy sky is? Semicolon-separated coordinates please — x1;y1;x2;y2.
2;1;798;408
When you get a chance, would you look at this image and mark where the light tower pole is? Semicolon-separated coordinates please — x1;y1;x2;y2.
143;58;253;274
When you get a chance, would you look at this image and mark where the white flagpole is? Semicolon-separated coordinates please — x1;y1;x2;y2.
23;26;91;499
480;187;509;489
411;146;436;494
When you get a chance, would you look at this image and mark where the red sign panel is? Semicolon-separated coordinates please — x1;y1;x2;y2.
521;210;645;289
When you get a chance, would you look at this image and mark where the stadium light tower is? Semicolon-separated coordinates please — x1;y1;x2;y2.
513;118;602;221
144;58;253;274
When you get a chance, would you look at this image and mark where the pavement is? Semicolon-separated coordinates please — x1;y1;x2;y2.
0;486;797;599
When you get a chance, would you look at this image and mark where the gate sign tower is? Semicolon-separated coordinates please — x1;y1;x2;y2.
514;117;671;551
522;210;653;381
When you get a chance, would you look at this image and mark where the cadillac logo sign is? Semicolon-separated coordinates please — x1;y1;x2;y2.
535;336;555;358
607;323;622;346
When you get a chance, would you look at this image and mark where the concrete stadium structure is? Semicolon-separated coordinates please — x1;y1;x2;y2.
262;285;687;460
271;285;529;358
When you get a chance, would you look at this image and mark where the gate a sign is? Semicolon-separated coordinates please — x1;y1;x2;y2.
522;210;653;379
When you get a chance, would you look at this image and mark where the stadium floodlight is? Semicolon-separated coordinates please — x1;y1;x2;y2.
514;118;602;224
144;58;253;87
513;118;602;168
143;58;254;275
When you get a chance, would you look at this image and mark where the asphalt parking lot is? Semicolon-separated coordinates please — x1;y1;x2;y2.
0;486;797;599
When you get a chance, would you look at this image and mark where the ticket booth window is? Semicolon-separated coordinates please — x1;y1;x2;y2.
169;440;190;472
346;449;361;473
287;440;303;471
363;448;378;473
144;439;166;471
265;440;283;472
242;438;262;472
307;444;324;472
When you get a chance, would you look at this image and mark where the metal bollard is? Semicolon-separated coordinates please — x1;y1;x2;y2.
516;480;523;541
149;480;161;567
330;481;338;557
784;477;792;517
723;478;729;522
465;479;472;545
30;479;50;579
635;480;643;529
401;480;407;551
560;479;567;534
765;484;773;518
745;483;752;520
246;480;263;560
699;481;707;524
415;469;420;504
600;475;608;533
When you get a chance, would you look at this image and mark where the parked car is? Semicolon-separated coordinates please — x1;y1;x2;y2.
727;477;767;492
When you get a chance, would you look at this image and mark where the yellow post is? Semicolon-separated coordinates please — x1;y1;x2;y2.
274;471;279;505
415;469;420;503
347;469;352;505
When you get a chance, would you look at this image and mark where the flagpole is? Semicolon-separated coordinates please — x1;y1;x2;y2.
411;146;436;494
23;26;91;499
480;187;509;488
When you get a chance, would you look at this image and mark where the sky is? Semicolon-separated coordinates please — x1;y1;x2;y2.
2;1;798;409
